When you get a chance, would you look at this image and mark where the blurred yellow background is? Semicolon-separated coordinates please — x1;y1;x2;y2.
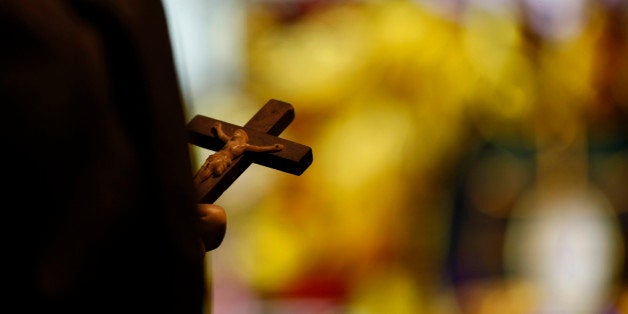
163;1;628;313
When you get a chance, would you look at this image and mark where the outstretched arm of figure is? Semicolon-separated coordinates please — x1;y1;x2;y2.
212;122;231;142
244;143;284;153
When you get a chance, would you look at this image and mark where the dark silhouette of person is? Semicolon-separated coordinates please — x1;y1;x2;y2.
1;1;224;312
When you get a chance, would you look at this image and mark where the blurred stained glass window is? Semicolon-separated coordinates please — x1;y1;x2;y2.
164;0;628;313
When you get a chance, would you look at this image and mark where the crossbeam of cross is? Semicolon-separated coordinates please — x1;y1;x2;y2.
187;99;313;204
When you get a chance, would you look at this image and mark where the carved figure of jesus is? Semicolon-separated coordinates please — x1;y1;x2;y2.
193;122;284;186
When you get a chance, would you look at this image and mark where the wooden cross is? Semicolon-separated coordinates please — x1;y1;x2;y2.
187;99;313;204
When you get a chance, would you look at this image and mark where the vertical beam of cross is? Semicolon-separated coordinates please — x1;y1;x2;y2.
187;99;313;204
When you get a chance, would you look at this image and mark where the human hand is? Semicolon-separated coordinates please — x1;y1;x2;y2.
211;122;222;134
196;203;227;252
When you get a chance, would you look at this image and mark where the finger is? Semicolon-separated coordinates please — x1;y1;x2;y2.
197;204;227;251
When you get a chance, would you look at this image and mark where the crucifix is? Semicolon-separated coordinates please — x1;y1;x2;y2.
187;99;313;250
